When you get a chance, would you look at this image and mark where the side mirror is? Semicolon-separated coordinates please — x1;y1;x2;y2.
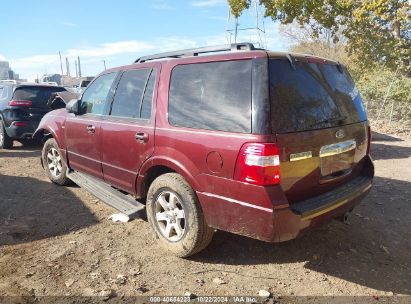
66;99;81;114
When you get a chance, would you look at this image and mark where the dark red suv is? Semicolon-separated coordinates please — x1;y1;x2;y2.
34;43;374;257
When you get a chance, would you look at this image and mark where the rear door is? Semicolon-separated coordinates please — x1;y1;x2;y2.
65;72;118;179
100;67;158;194
269;59;369;203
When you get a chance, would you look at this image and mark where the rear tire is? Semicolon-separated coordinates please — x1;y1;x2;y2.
42;138;71;186
146;173;214;257
0;121;13;149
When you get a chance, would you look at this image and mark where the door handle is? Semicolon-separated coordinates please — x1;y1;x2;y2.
135;132;149;143
87;125;96;133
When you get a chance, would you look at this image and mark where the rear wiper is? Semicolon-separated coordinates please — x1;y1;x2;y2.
310;116;347;128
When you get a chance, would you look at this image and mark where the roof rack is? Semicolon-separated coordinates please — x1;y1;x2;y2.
134;42;257;63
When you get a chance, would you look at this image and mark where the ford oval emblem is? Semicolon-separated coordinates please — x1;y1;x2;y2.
335;129;345;139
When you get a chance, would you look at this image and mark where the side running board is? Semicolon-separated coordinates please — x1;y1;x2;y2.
67;170;145;217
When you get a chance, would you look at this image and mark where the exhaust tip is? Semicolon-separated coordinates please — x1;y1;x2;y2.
336;212;350;224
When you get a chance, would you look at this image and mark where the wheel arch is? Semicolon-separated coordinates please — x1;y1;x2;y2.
33;128;54;143
137;157;202;199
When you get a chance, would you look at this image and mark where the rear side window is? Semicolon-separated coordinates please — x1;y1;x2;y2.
111;69;151;119
13;86;66;108
110;68;156;120
168;60;252;133
269;59;367;133
141;70;156;119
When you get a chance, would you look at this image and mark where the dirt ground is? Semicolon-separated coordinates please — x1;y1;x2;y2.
0;131;410;300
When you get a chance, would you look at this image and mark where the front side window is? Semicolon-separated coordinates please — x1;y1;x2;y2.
168;60;252;133
81;73;117;115
110;69;151;119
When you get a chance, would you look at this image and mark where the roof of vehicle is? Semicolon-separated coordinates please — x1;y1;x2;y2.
9;83;66;89
129;42;340;66
98;43;342;79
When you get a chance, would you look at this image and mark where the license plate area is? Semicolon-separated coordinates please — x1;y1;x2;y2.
319;139;356;176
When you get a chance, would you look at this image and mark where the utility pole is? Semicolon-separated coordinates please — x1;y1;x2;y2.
65;57;70;76
102;60;107;70
234;17;239;43
59;51;64;75
78;56;82;77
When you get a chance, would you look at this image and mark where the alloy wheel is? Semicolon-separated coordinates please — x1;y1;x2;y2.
154;191;186;242
46;148;63;177
0;127;4;147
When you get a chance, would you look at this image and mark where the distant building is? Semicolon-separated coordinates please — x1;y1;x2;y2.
0;61;10;79
0;60;21;81
8;70;14;80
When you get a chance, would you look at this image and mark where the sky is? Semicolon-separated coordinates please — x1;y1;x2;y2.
0;0;289;81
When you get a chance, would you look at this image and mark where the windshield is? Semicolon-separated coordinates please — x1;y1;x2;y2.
269;59;367;133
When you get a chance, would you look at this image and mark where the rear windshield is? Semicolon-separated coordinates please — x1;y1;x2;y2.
13;86;66;108
81;81;91;88
269;59;367;133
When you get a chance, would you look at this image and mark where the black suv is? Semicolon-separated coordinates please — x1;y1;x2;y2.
0;83;66;148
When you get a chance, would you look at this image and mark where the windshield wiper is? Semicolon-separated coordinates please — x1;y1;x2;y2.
310;115;347;128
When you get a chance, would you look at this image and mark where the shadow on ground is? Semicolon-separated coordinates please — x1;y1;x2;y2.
193;175;411;295
0;174;98;246
371;131;403;142
0;141;42;158
371;143;411;160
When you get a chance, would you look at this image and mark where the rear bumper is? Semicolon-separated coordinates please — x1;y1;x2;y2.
272;175;372;242
5;121;38;139
197;156;374;243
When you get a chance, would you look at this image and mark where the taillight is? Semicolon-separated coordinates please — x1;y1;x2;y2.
9;100;32;107
13;122;28;127
366;125;371;155
234;143;280;186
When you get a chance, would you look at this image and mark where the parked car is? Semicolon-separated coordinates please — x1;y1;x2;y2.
0;83;66;148
34;43;374;257
72;78;93;94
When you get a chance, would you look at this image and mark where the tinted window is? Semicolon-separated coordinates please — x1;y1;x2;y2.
111;69;150;119
81;73;116;115
81;81;91;88
140;70;156;119
13;86;66;108
269;59;367;133
168;60;252;133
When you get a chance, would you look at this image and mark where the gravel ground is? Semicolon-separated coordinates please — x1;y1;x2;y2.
0;131;410;300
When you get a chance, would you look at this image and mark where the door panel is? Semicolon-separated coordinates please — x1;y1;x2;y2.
100;67;157;194
66;116;102;178
101;119;154;193
65;72;118;179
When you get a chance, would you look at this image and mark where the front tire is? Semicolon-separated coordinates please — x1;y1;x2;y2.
146;173;214;257
0;121;13;149
42;138;71;185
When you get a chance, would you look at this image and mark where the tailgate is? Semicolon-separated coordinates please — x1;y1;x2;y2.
268;57;370;203
277;122;369;203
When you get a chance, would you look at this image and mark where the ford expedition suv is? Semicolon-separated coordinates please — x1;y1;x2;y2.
0;83;66;148
34;43;374;257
